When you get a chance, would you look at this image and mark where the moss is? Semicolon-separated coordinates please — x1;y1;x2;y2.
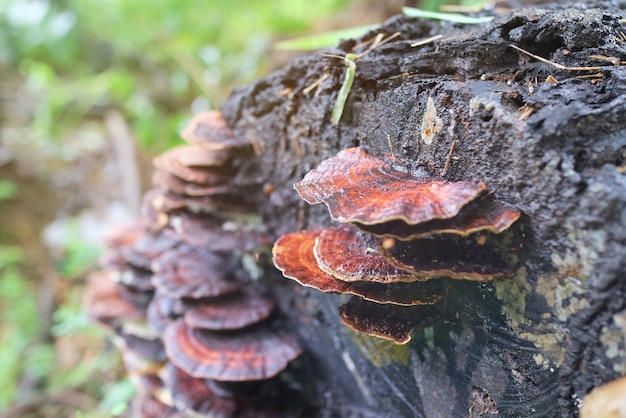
494;268;569;367
350;331;410;367
494;267;531;327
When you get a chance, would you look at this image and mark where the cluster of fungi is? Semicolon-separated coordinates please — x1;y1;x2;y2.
84;112;304;417
273;147;521;344
84;113;523;414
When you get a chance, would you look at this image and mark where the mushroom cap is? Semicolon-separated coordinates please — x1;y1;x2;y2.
151;245;241;299
156;144;232;168
166;363;237;417
117;328;168;362
155;190;250;213
153;153;231;184
382;233;512;281
313;224;422;283
354;197;521;240
183;289;275;331
116;267;154;292
146;290;185;334
181;111;251;150
294;147;486;225
273;229;443;305
164;320;302;381
152;170;231;197
115;282;154;312
163;211;271;251
338;297;428;345
83;270;144;326
101;221;176;270
134;392;186;418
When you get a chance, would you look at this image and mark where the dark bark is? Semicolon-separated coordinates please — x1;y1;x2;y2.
221;2;626;417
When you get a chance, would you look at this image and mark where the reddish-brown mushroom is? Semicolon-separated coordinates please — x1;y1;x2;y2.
162;211;271;251
151;245;241;299
313;224;422;283
146;290;185;334
273;229;443;305
166;363;238;417
181;110;251;150
153;154;231;185
83;270;144;327
155;144;232;168
164;320;302;382
381;233;512;281
338;297;430;345
152;170;232;197
183;289;275;331
354;197;521;240
294;147;486;225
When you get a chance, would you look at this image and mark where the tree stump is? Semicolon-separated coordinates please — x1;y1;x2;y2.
218;2;626;417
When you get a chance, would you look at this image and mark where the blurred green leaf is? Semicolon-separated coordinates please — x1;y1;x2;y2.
98;378;136;416
274;24;380;51
0;180;17;200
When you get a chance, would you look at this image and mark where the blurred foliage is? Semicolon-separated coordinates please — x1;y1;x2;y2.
0;0;352;152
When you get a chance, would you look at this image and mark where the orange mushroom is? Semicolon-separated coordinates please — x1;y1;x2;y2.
273;229;443;306
294;147;486;225
313;224;422;283
354;196;521;240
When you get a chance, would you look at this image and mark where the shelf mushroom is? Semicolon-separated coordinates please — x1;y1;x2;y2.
273;228;444;306
164;319;302;382
273;147;521;343
87;110;307;417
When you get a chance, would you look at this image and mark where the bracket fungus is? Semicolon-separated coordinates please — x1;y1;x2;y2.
164;319;302;382
273;147;521;343
273;228;444;306
151;245;242;299
183;289;275;331
294;147;487;225
85;110;305;416
338;297;430;345
181;110;251;150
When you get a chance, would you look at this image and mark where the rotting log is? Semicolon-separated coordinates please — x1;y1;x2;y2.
221;2;626;417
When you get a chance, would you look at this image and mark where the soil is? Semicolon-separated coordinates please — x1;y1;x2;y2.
219;2;626;417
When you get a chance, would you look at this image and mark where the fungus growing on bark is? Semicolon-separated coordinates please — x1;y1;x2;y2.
152;170;232;197
162;211;271;251
83;270;143;327
166;363;238;416
274;146;521;342
381;233;512;281
151;245;241;299
164;319;302;381
183;289;275;331
294;147;486;225
354;197;521;240
181;110;251;150
313;224;422;283
338;297;429;345
272;229;443;305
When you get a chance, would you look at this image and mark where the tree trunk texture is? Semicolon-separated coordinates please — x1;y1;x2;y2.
220;2;626;417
